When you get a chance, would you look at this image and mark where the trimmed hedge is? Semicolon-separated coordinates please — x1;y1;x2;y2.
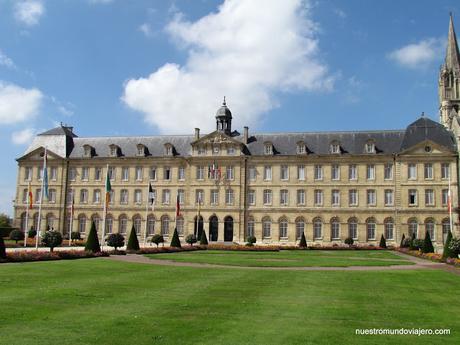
0;250;108;263
199;230;208;245
442;231;454;259
170;228;181;248
84;221;101;253
298;232;307;248
127;225;140;251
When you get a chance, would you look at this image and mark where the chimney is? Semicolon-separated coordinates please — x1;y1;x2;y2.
243;126;249;144
195;128;200;140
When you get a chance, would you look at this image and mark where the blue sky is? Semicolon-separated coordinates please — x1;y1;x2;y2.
0;0;459;216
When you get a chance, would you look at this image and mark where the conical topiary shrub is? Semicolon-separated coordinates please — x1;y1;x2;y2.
84;221;101;253
0;235;6;259
400;233;406;248
298;232;307;248
442;230;454;259
422;230;434;253
379;234;387;249
199;230;208;245
170;228;181;248
127;225;140;251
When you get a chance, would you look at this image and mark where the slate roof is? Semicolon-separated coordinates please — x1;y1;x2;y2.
38;126;77;138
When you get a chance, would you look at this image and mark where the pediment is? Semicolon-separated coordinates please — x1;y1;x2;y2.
16;147;63;162
399;140;455;155
191;131;242;146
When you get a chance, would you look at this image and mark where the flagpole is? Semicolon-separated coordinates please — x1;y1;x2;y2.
143;183;149;247
101;164;109;251
69;198;73;247
36;147;47;250
449;174;453;234
24;203;29;248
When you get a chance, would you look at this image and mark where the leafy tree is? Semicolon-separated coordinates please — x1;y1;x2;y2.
379;234;387;249
71;232;81;240
246;236;256;247
28;228;37;239
127;225;140;251
0;213;11;228
9;230;24;244
421;230;434;253
84;221;101;253
151;234;164;247
41;231;63;252
170;228;181;248
448;238;460;257
0;235;5;259
344;237;354;246
298;232;307;248
185;234;197;246
442;231;454;259
199;230;208;245
106;233;125;251
400;233;406;247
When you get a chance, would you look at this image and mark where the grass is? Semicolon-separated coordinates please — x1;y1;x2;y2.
145;249;414;267
1;258;459;345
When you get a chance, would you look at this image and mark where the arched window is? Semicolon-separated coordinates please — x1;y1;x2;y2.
133;215;142;235
46;213;55;230
247;217;255;238
295;218;305;240
313;218;322;239
279;218;288;239
425;219;435;241
119;215;127;234
161;215;169;236
105;215;113;234
147;215;155;235
330;217;340;240
366;218;376;240
91;214;100;231
262;217;271;238
176;216;184;235
348;217;358;240
20;212;27;232
408;218;418;238
384;218;394;240
78;215;87;234
33;213;39;231
442;218;450;244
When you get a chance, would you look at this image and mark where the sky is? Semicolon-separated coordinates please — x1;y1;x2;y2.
0;0;459;216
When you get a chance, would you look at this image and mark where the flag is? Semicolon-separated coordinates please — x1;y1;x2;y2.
28;182;33;209
105;167;112;207
176;192;181;217
148;182;155;209
43;152;49;200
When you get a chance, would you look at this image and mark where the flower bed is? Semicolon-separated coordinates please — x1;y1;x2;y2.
5;238;86;248
397;248;444;263
0;250;108;263
446;258;460;267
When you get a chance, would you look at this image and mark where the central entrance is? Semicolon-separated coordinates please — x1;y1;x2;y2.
194;215;204;240
224;216;233;242
209;216;218;242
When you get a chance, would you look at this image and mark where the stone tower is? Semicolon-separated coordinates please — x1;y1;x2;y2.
439;14;460;131
215;97;232;135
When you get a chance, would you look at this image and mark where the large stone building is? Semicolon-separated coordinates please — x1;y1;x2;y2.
13;16;460;249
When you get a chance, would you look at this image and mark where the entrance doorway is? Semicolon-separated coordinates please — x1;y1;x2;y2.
194;215;204;240
209;216;218;241
224;216;233;242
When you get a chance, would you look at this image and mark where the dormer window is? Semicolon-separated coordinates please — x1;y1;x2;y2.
264;142;273;155
296;142;306;154
136;144;146;157
330;142;340;154
365;141;375;154
83;144;94;158
164;143;174;156
109;144;120;157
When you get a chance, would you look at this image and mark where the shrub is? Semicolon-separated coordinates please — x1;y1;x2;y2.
84;221;101;253
170;228;181;248
410;239;424;251
379;234;387;249
185;234;197;246
422;230;434;253
448;238;460;257
442;231;454;259
199;230;208;245
0;235;5;259
298;232;307;248
344;237;354;246
41;231;63;252
28;228;37;239
246;236;257;247
9;230;24;244
399;233;405;247
151;234;164;247
106;233;125;251
126;226;140;251
71;232;81;240
401;237;411;248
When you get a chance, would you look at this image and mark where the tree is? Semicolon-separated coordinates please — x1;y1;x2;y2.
170;228;181;248
298;232;307;248
246;236;256;247
28;228;37;239
400;233;406;248
379;234;387;249
9;230;24;244
106;233;125;251
0;213;11;228
442;231;454;259
422;230;434;253
185;234;197;246
71;232;81;241
84;221;101;253
41;231;63;252
151;234;164;248
199;230;208;245
127;225;140;251
0;235;6;259
344;237;354;246
448;238;460;257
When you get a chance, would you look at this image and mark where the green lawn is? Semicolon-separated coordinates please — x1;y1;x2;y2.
0;258;458;345
146;249;413;267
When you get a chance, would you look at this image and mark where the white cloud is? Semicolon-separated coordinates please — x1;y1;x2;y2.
88;0;114;4
122;0;333;134
0;81;43;124
14;0;45;26
334;8;347;19
0;50;16;69
139;23;154;37
388;38;444;69
11;127;36;145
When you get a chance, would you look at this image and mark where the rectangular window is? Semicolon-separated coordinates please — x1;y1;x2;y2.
48;189;56;203
35;189;41;203
122;167;129;181
108;167;115;180
249;166;257;181
24;167;32;181
22;189;27;203
95;167;102;181
135;167;143;181
196;189;204;204
93;190;101;204
366;165;375;180
81;167;89;181
408;189;417;205
196;166;205;180
226;166;234;180
331;190;340;206
280;165;289;181
178;189;185;205
331;165;340;180
120;190;128;204
69;167;76;181
150;167;157;180
442;189;449;206
162;189;170;204
441;163;450;179
348;164;357;180
50;167;57;181
297;189;305;205
248;190;255;205
225;189;234;205
178;166;185;181
314;190;323;206
263;166;272;181
367;189;376;205
349;189;358;206
384;189;393;206
164;167;171;180
263;189;272;205
314;165;323;180
408;163;417;180
211;189;219;205
227;146;235;155
297;165;305;180
424;163;433;179
384;163;393;180
134;190;142;204
80;189;88;204
280;189;288;206
425;189;434;206
37;167;43;180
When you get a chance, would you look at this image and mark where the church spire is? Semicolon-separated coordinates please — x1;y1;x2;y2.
446;13;460;71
